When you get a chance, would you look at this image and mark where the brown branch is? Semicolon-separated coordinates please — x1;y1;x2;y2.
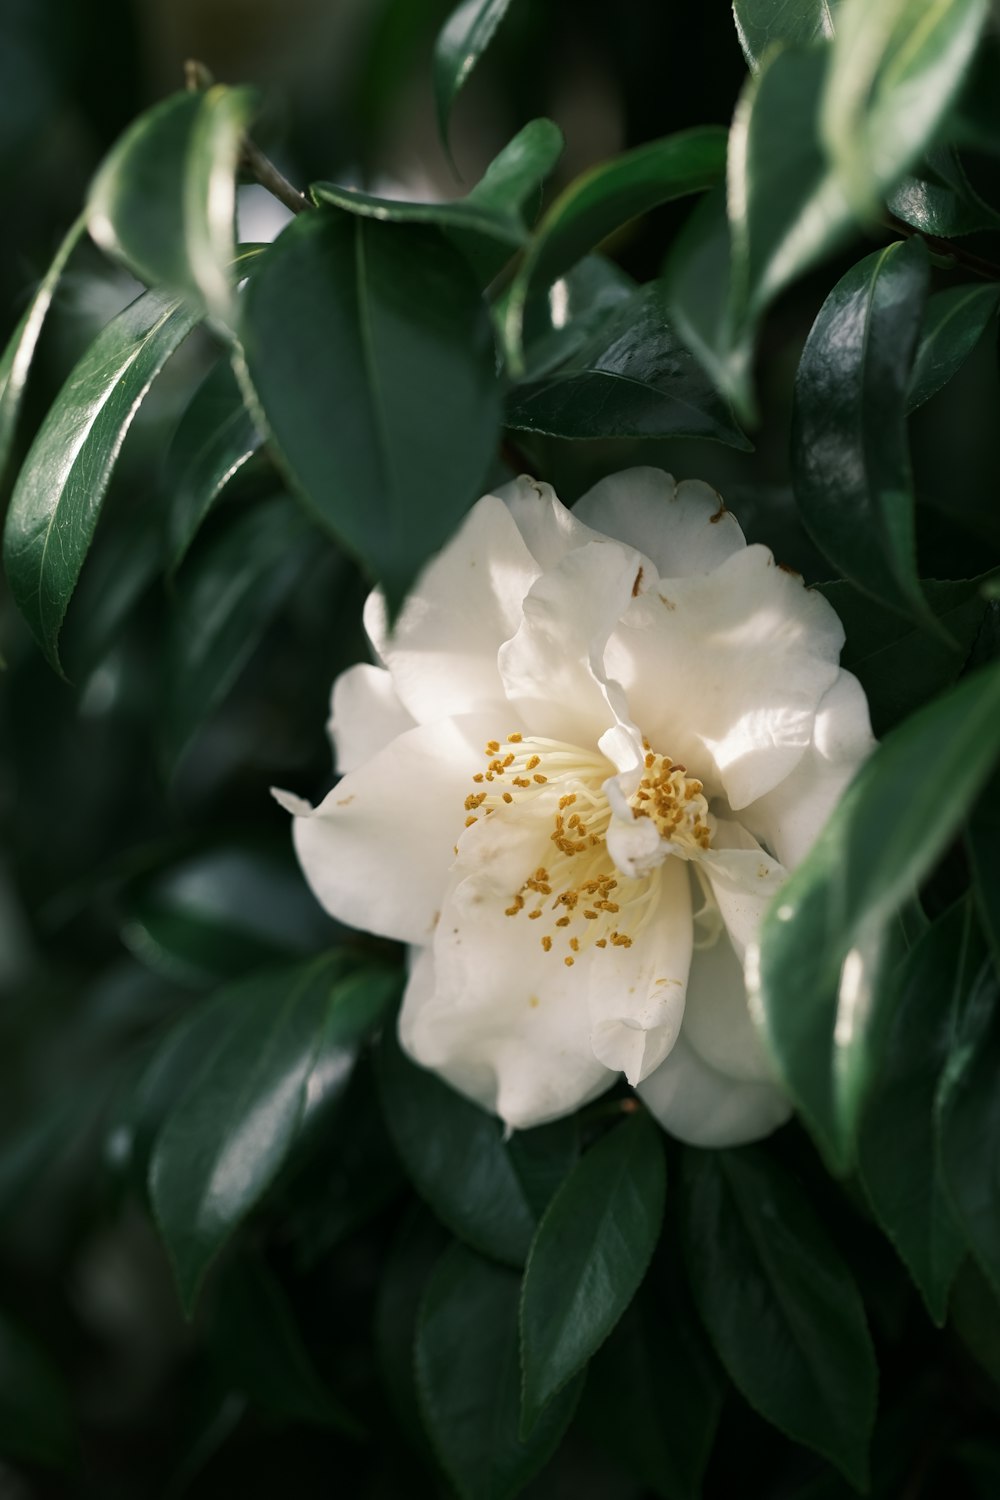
886;213;1000;281
184;57;311;218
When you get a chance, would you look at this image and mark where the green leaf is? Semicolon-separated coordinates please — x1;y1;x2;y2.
506;1117;579;1221
150;956;397;1313
88;86;256;322
433;0;516;144
416;1242;582;1500
732;0;835;70
857;900;984;1321
519;1113;665;1434
950;1258;1000;1389
889;146;1000;237
510;254;636;381
504;282;752;447
503;128;727;372
376;1024;536;1267
937;958;1000;1296
753;662;1000;1172
679;1147;876;1489
579;1263;724;1500
375;1208;448;1457
0;213;84;483
162;497;317;769
3;289;198;674
906;282;1000;412
239;208;501;608
818;575;992;734
822;0;988;220
210;1255;363;1436
311;118;564;285
791;239;933;629
0;1312;76;1470
164;356;262;570
968;772;1000;975
660;188;745;413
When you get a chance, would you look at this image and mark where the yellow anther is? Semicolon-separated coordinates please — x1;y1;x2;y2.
526;755;541;770
541;935;552;951
556;916;570;928
564;956;575;967
569;937;580;952
528;909;542;920
533;773;547;784
507;733;523;743
465;815;478;827
502;792;513;804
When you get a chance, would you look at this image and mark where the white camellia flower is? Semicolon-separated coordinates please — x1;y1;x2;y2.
277;469;875;1145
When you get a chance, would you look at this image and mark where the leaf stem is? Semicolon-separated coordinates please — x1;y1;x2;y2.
184;57;311;218
887;214;1000;282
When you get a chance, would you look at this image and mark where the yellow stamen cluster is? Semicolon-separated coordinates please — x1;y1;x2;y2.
460;732;711;963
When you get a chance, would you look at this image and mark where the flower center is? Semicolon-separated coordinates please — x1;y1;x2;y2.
461;732;712;964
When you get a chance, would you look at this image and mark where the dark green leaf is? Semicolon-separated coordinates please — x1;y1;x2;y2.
311;119;563;285
660;188;745;413
907;283;1000;412
968;772;1000;975
512;254;635;380
732;0;835;70
822;0;988;219
505;283;752;447
680;1147;876;1489
376;1024;536;1267
506;1116;579;1221
504;128;727;371
950;1259;1000;1389
0;213;84;482
240;209;501;608
818;575;992;734
754;662;1000;1172
937;959;1000;1296
519;1114;665;1433
150;955;396;1313
88;86;256;322
792;239;934;628
210;1255;363;1436
375;1208;448;1457
3;289;198;673
416;1243;582;1500
889;146;1000;238
433;0;515;144
858;901;984;1320
579;1259;724;1500
0;1312;76;1470
162;497;317;769
164;356;262;570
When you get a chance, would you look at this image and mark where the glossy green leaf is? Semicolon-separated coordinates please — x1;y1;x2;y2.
505;283;752;447
3;288;198;674
162;497;318;769
164;356;262;570
0;1312;76;1470
375;1208;448;1458
210;1255;363;1436
0;213;84;482
311;118;563;285
937;959;1000;1295
819;576;992;734
416;1242;582;1500
240;208;501;608
150;956;397;1313
732;0;835;70
858;901;983;1321
822;0;988;219
504;128;726;371
433;0;515;143
968;772;1000;975
889;146;1000;237
512;254;635;380
376;1024;536;1267
579;1261;724;1500
660;188;746;413
680;1147;876;1489
88;85;256;322
506;1116;579;1221
519;1113;665;1431
753;662;1000;1172
906;283;1000;412
792;239;933;628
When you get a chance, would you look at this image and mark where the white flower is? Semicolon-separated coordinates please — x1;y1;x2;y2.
277;469;875;1145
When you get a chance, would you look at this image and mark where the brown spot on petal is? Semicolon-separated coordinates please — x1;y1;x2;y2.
709;493;727;523
632;566;644;597
659;593;676;611
336;795;355;806
777;561;803;578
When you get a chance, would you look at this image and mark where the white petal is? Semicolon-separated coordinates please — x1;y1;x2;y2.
606;546;844;807
363;494;539;724
288;713;505;945
637;1030;791;1146
401;876;615;1130
587;856;692;1085
496;474;598;568
573;467;746;577
740;670;876;868
681;927;778;1085
696;819;787;959
328;663;415;774
498;538;644;745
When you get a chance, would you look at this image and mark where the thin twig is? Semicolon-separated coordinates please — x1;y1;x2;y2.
184;57;311;217
887;213;1000;281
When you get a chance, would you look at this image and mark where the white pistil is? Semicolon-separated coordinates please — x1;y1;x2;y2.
461;732;714;962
